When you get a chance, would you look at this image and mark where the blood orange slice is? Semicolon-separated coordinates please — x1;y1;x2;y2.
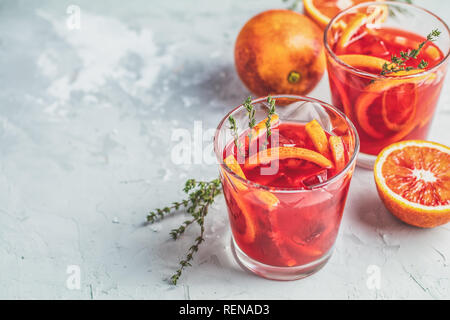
336;12;368;52
381;82;417;132
223;155;281;243
303;0;386;30
355;71;435;140
374;140;450;228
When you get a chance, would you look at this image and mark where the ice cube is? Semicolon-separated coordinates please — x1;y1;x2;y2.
302;169;328;187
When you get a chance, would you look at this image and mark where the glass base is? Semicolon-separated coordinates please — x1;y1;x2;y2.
231;237;333;281
356;152;377;170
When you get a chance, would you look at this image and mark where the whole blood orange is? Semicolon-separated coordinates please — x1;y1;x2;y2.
234;10;325;97
374;140;450;228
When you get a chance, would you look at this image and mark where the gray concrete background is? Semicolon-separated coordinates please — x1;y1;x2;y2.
0;0;449;299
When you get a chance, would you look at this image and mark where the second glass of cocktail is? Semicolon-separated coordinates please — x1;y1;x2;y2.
324;1;450;168
214;95;359;280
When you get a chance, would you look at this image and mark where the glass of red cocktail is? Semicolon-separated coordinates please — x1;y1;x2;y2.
214;95;359;280
325;1;450;168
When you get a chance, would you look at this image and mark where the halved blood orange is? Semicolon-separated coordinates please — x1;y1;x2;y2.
245;147;334;170
329;135;346;172
355;70;435;140
303;0;386;30
374;140;450;228
305;119;331;159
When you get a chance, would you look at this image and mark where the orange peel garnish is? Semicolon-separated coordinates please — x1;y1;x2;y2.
245;147;333;170
224;155;246;181
337;54;390;72
305;119;331;159
329;136;346;172
249;114;280;142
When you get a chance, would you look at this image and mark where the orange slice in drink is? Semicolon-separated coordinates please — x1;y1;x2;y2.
303;0;386;30
224;155;246;180
223;155;280;243
245;147;334;170
336;12;368;52
355;70;435;140
329;135;346;172
337;54;390;72
250;114;280;141
335;5;388;53
374;140;450;228
245;114;280;150
305;119;331;159
381;82;417;132
223;155;257;243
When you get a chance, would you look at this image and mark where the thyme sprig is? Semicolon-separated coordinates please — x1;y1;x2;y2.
228;115;243;156
244;96;256;139
147;178;222;285
283;0;301;10
388;0;413;18
381;29;441;75
265;96;276;139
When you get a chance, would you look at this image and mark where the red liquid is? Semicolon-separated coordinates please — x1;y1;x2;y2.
328;27;446;155
221;122;354;267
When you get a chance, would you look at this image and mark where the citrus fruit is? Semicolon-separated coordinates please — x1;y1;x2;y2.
374;140;450;228
303;0;387;30
336;12;368;52
234;9;325;97
381;82;417;132
355;70;435;140
245;147;333;170
335;5;388;53
337;54;390;72
223;156;257;243
305;119;331;159
329;135;346;172
223;154;280;243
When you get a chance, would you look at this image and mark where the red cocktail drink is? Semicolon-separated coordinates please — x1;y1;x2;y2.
325;2;450;168
214;96;359;280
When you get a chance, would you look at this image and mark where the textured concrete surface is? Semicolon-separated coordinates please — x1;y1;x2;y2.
0;0;449;299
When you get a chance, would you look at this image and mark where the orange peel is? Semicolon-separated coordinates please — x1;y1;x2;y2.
245;147;333;170
305;119;331;159
329;135;346;172
337;54;390;72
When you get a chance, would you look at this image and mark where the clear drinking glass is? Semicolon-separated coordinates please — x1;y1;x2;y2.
324;1;450;168
214;95;359;280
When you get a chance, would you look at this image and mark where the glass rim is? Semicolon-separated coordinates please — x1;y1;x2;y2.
213;95;360;194
324;0;450;80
